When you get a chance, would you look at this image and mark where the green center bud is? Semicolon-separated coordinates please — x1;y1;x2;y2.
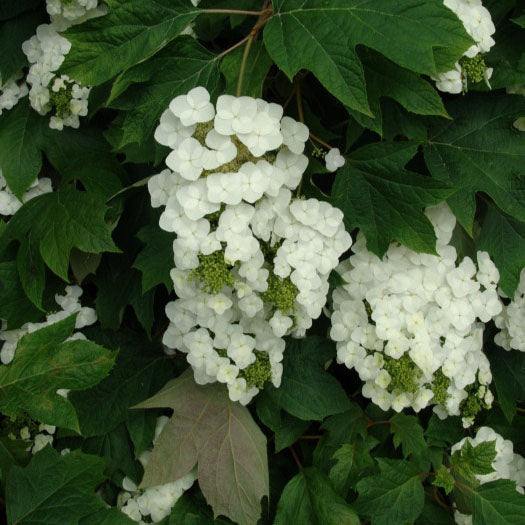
49;80;74;118
190;250;234;294
240;351;272;390
459;382;489;420
383;354;421;394
459;54;487;84
261;272;299;314
432;368;451;405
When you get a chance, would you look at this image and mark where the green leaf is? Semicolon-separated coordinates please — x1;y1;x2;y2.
61;0;200;86
472;480;525;525
0;260;42;329
274;467;359;525
69;329;172;437
476;204;525;298
133;223;174;293
263;0;472;116
415;500;455;525
134;369;269;525
486;343;525;423
108;36;220;146
82;423;142;482
451;440;497;484
70;249;102;285
5;447;106;525
1;186;120;281
95;255;155;334
313;405;368;471
263;336;350;421
484;21;525;90
0;437;29;486
274;414;310;453
80;508;136;525
348;50;449;135
16;235;45;310
424;93;525;233
126;409;159;458
433;465;455;495
220;40;272;98
41;126;123;201
0;10;40;81
425;414;464;448
0;100;43;199
328;438;377;494
168;491;231;525
0;315;117;432
355;458;425;525
332;141;455;256
0;106;122;199
390;413;427;458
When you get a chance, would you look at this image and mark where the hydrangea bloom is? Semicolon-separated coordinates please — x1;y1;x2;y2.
46;0;100;21
325;147;345;172
0;170;53;216
0;285;97;365
148;87;352;404
435;0;495;93
494;268;525;351
20;4;105;129
0;74;28;116
119;416;196;523
330;202;502;426
452;427;525;524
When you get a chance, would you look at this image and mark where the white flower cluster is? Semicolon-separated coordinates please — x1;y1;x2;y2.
15;423;57;455
452;426;525;525
435;0;495;94
494;268;525;352
46;0;100;21
0;169;52;216
149;87;352;404
330;202;502;425
0;285;97;365
22;22;91;130
0;74;28;116
119;416;196;524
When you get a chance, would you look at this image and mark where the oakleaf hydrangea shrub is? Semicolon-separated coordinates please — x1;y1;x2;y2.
0;0;524;524
149;87;352;404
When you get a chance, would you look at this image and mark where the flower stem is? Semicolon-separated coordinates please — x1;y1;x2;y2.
309;132;332;150
236;33;254;96
289;446;303;470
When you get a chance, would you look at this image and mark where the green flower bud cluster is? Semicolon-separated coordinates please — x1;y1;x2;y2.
383;353;421;394
261;272;299;314
190;250;234;295
460;54;487;84
49;80;74;118
460;382;490;420
239;351;273;390
432;368;451;405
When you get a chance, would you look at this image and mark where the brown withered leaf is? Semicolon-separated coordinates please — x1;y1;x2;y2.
133;369;268;525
